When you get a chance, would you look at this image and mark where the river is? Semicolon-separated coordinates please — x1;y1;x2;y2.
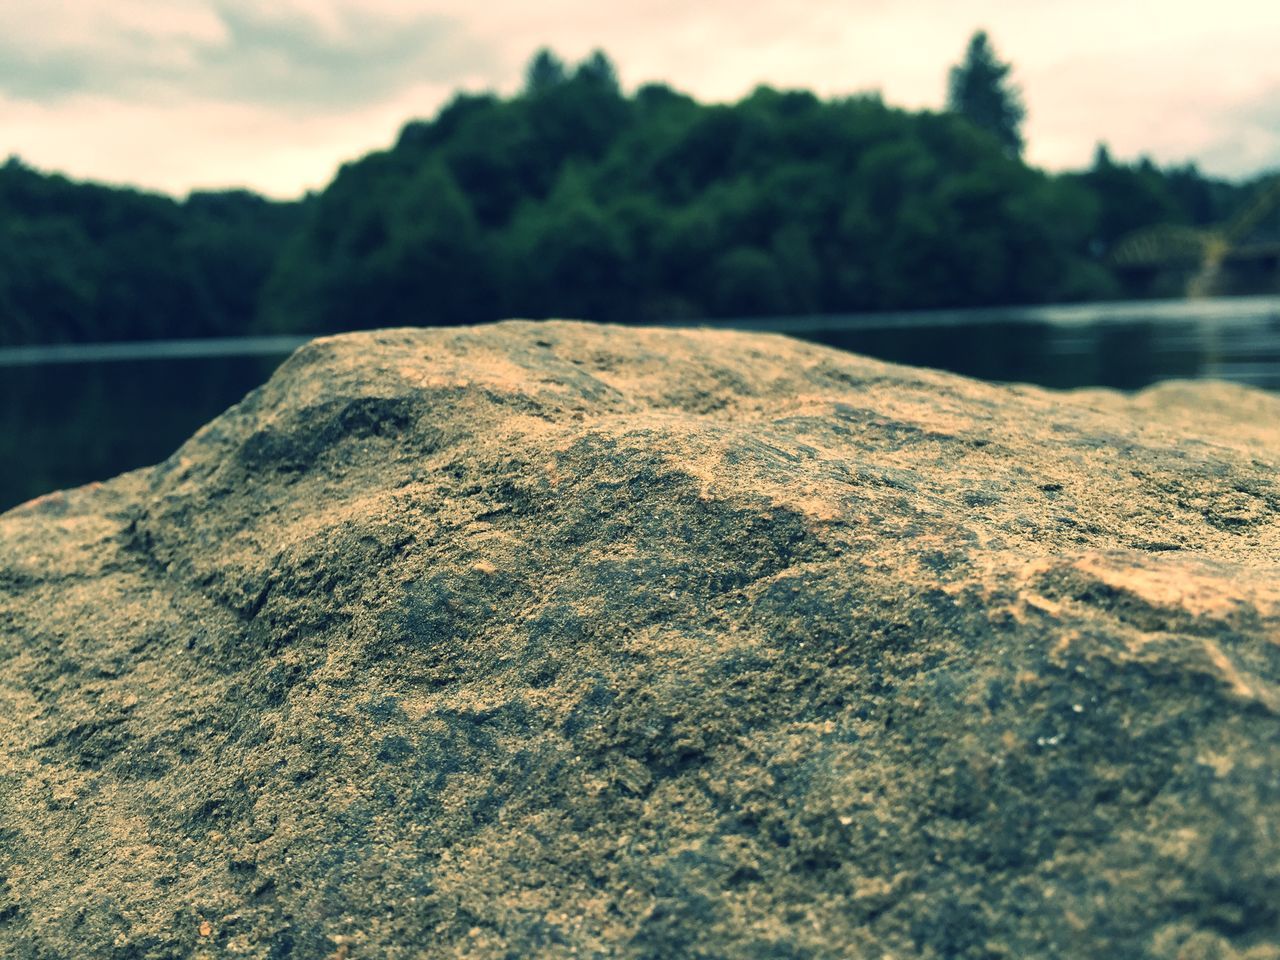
3;296;1278;512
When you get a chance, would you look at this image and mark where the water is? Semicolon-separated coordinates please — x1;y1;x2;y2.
702;295;1280;391
0;345;294;513
2;297;1278;513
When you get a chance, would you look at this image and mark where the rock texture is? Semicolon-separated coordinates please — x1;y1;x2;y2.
2;321;1279;959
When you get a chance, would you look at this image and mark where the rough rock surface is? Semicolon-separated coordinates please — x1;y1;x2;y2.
2;321;1279;960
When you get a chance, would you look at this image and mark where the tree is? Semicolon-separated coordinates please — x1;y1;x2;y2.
17;46;1258;346
576;50;620;91
947;30;1026;158
259;155;491;333
524;48;567;95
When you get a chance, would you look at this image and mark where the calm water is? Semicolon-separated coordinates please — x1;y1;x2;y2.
710;295;1280;391
3;296;1278;512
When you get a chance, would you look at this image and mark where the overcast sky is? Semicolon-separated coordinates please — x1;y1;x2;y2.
1;0;1277;198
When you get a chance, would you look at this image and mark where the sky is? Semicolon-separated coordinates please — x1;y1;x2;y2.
0;0;1277;198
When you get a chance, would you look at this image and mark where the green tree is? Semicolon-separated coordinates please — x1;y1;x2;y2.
261;158;488;332
0;159;301;344
707;247;787;316
496;167;630;320
947;30;1026;158
576;50;620;91
9;46;1266;346
524;48;567;95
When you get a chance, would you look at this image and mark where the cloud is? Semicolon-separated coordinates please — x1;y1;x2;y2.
0;1;499;109
1;0;1277;194
0;80;464;198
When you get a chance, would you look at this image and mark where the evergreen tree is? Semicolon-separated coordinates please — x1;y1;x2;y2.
947;30;1026;158
576;50;620;91
524;48;567;95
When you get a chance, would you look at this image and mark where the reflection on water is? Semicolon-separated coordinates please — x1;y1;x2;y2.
1;354;285;512
710;295;1280;391
2;296;1278;512
812;320;1219;391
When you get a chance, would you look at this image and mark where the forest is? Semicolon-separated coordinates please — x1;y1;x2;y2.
0;44;1274;346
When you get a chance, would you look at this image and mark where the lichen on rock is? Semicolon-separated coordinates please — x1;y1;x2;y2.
1;321;1278;959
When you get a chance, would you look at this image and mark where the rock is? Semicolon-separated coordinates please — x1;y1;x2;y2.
1;320;1278;959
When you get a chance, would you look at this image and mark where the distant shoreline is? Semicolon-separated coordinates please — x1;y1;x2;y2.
4;295;1278;368
0;335;311;368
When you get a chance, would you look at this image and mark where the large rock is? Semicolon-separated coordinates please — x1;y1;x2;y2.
2;321;1279;959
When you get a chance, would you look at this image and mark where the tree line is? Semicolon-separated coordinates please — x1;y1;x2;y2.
0;160;304;344
0;41;1273;345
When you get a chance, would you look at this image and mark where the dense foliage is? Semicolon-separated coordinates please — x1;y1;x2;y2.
0;48;1272;345
0;159;304;344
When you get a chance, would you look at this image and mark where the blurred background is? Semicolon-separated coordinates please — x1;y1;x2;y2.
2;0;1278;510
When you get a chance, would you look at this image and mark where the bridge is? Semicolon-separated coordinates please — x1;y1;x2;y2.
1110;175;1280;297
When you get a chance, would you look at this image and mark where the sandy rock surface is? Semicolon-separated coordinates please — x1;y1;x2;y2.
1;321;1279;959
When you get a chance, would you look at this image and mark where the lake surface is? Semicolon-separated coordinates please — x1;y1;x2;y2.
3;296;1278;513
